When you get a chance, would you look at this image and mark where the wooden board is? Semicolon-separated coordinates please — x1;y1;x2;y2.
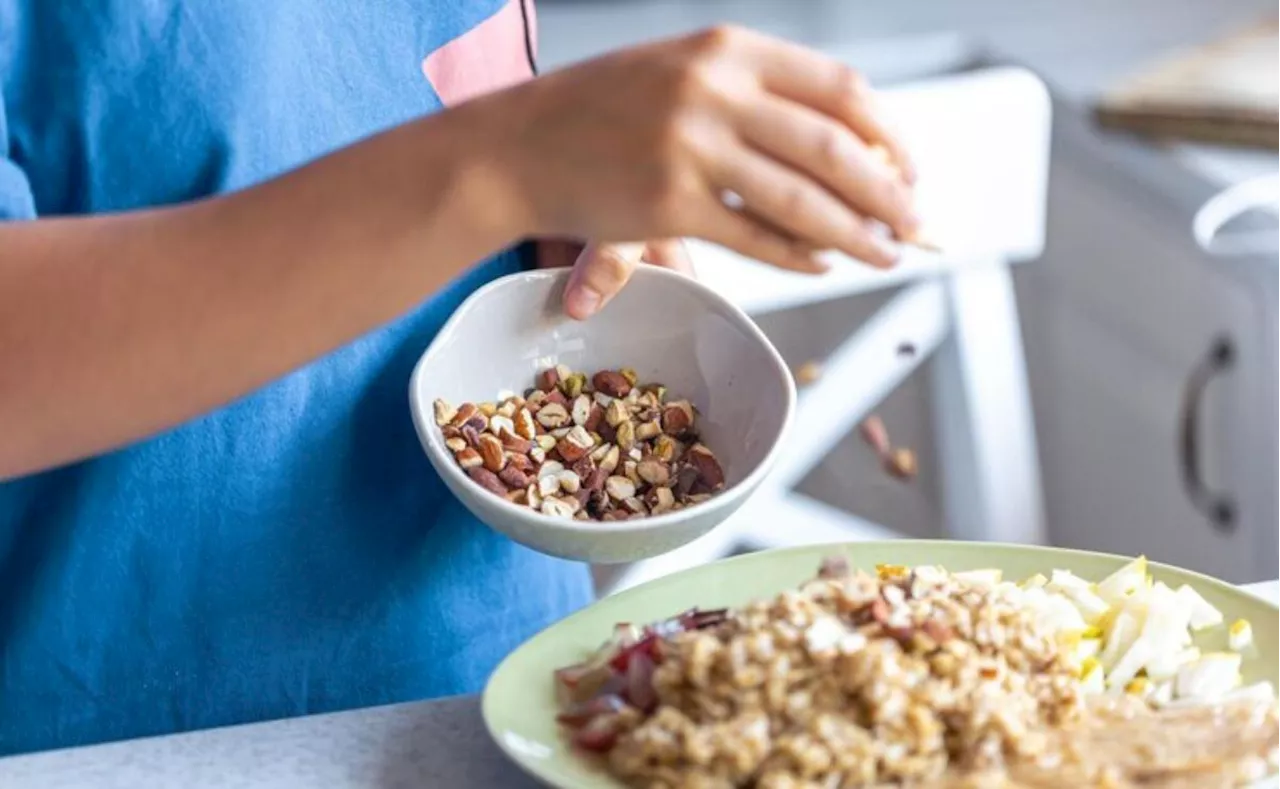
1096;20;1278;148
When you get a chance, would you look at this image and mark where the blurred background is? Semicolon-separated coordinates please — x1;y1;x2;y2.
546;1;1280;589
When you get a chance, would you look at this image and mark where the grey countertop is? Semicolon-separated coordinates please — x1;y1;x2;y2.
2;581;1274;788
0;695;536;789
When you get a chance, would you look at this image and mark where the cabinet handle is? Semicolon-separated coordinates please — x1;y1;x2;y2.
1177;336;1236;532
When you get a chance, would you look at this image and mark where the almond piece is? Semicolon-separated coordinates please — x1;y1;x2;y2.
557;470;582;494
687;444;725;489
557;426;595;463
489;415;515;437
885;448;917;480
514;409;537;440
456;447;483;470
433;399;458;427
525;483;542;510
467;466;506;496
651;435;679;463
636;459;671;486
499;465;530;490
673;465;699;497
662;401;695;436
499;430;531;455
593;370;632;398
476;434;507;472
536;368;559;393
605;475;636;501
598;445;621;474
541;497;577;519
536;403;570;429
450;402;478;428
615;420;636;451
604;399;630;428
585;468;608;493
635;420;662;441
584;403;605;433
571;395;592;427
538;474;561;498
648;486;676;515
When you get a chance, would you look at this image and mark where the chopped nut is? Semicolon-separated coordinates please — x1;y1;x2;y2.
514;409;537;440
499;430;531;454
476;434;507;472
540;497;577;519
450;402;478;428
593;370;632;398
635;420;662;441
687;444;725;489
498;465;530;490
440;365;726;523
455;447;483;470
584;403;605;433
536;367;559;393
637;459;671;486
794;360;823;386
558;469;582;494
433;399;458;426
605;399;630;427
598;445;621;474
662;400;695;436
488;414;515;438
536;403;570;429
615;420;636;451
859;414;891;456
651;435;680;463
466;466;506;496
571;395;592;426
557;426;595;463
886;447;918;480
561;372;587;399
605;475;636;501
648;486;676;515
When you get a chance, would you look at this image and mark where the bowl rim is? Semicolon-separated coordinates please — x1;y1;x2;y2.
408;264;797;538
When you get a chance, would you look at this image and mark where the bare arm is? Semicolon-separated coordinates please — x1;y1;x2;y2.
0;26;918;480
0;107;519;479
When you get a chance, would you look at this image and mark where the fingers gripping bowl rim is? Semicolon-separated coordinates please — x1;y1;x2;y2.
408;265;796;563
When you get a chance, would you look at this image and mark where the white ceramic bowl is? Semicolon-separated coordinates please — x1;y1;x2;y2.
409;265;795;563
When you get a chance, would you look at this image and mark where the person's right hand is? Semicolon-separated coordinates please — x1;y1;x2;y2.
478;25;919;276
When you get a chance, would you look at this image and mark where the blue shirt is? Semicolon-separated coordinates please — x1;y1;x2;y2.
0;0;592;755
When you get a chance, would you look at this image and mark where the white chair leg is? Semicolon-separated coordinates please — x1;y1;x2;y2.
930;263;1047;544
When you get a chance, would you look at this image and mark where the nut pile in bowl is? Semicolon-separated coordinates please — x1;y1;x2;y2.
553;558;1279;788
433;366;725;522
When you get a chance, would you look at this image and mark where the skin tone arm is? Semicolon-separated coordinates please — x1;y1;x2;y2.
0;26;916;480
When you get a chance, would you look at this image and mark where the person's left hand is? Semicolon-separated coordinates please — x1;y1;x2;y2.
536;239;696;320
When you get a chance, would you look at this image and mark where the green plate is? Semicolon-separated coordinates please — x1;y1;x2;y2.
482;541;1280;788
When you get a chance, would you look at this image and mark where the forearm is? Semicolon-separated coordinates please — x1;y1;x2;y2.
0;108;521;479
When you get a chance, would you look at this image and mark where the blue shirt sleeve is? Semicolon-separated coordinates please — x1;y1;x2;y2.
0;101;36;220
